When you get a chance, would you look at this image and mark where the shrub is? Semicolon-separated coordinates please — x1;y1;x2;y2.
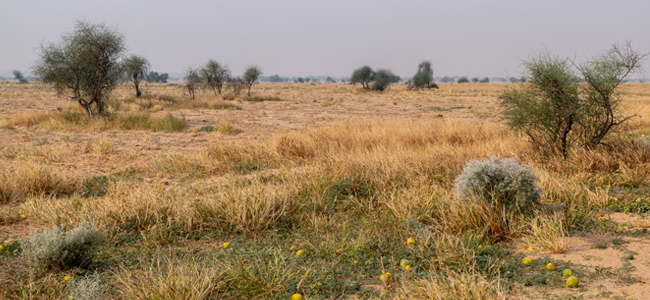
455;157;541;213
371;69;396;91
500;43;647;157
68;276;105;300
457;77;469;83
22;221;106;272
350;65;375;89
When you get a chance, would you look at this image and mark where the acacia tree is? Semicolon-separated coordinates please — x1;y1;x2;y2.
33;21;126;116
243;65;262;96
121;55;150;97
372;69;396;91
184;68;202;100
13;70;28;84
350;65;374;89
413;61;433;89
200;60;229;95
500;42;647;158
575;42;647;149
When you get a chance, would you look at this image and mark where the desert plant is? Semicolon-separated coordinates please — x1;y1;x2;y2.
68;276;105;300
13;70;28;84
22;221;106;272
121;55;150;97
184;68;202;100
500;42;647;157
455;157;541;213
33;20;126;116
200;60;230;95
371;69;396;91
350;65;374;89
243;65;262;96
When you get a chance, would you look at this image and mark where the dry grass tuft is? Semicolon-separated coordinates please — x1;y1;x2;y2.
0;164;81;204
524;212;568;254
404;268;505;300
113;254;223;300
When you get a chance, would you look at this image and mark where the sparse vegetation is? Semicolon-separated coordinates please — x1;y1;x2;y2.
2;71;650;299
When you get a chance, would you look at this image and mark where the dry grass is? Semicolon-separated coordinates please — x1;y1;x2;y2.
113;253;223;300
0;164;81;204
403;268;505;300
523;212;568;254
3;81;650;299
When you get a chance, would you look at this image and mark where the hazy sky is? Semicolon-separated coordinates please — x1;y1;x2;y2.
1;0;649;78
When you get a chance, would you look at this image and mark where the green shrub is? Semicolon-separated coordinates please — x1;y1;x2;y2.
500;43;646;157
22;221;106;272
457;77;469;83
454;157;540;213
371;69;395;91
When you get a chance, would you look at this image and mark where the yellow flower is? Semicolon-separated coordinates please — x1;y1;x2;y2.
404;265;411;271
195;178;201;181
365;260;371;265
222;242;229;249
522;257;532;265
291;294;303;300
527;247;533;252
21;214;25;219
407;237;414;245
400;259;410;268
547;263;555;271
296;250;304;256
335;248;341;254
478;244;483;250
63;275;71;282
566;276;579;288
290;245;296;251
354;260;358;264
0;245;4;251
380;272;391;282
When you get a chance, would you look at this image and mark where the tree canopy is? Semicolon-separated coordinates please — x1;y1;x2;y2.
33;20;126;116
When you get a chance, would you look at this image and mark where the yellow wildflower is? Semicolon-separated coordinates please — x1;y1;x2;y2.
63;275;71;282
365;260;371;265
407;237;414;245
222;242;229;249
296;250;304;256
522;257;532;265
404;265;411;271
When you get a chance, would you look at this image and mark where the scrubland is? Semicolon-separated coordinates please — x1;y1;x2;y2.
1;81;650;299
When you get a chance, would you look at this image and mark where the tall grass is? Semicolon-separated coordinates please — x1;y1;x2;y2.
0;164;81;204
6;111;187;132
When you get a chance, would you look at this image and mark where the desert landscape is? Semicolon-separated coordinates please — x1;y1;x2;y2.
1;79;650;299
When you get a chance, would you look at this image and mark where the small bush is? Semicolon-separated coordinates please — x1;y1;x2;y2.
68;276;105;300
455;157;540;213
22;221;106;272
457;77;469;83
